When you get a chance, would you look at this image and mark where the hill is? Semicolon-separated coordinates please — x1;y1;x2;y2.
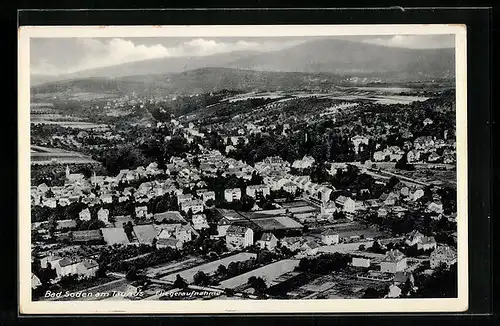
31;38;455;85
31;68;349;96
226;39;455;79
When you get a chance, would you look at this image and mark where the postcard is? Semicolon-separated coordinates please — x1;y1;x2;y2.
18;24;467;314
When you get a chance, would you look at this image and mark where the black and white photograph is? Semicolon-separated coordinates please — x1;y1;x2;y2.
18;25;468;314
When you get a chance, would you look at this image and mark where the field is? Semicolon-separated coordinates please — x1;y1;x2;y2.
31;120;110;130
250;216;304;231
218;259;300;290
31;145;99;165
160;252;257;284
145;256;205;278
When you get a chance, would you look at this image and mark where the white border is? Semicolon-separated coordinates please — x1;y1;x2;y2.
18;24;468;314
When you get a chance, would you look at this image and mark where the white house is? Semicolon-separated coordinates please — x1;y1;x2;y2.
79;208;91;221
246;184;270;199
181;199;204;214
352;257;371;268
257;232;278;250
225;225;254;250
135;206;150;219
191;214;209;230
321;229;340;245
217;217;232;237
224;188;242;202
335;195;356;214
97;208;109;224
380;249;407;273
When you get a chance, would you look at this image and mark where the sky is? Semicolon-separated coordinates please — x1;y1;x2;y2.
30;35;455;76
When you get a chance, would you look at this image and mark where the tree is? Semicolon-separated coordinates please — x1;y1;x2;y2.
217;264;227;275
126;268;138;281
193;271;210;286
247;276;267;294
173;274;188;288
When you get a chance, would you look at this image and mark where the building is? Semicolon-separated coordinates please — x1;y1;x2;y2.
135;206;149;219
76;259;99;279
32;274;42;289
217;217;233;237
180;199;204;214
423;118;434;126
292;155;315;170
54;256;81;278
380;249;407;273
406;230;425;246
352;257;371;268
280;237;304;252
197;190;216;203
71;230;103;243
407;150;421;163
224;188;242;202
246;184;271;199
156;238;183;250
301;240;320;256
79;208;91;221
321;229;339;245
351;135;369;154
418;236;437;251
335;195;356;214
177;193;194;205
427;201;444;214
97;208;109;224
430;245;457;269
225;225;254;250
257;232;278;250
191;214;209;230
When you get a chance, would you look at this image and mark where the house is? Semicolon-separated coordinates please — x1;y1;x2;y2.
430;245;457;269
79;208;91;221
174;225;193;243
224;188;242;202
351;135;369;154
427;152;441;163
292;155;315;170
380;249;407;273
407;150;421;163
100;227;130;245
56;219;77;231
54;256;82;278
100;193;113;204
177;193;193;205
320;201;337;217
180;199;204;214
225;225;254;250
32;274;42;289
406;230;425;246
412;189;425;201
280;237;304;252
381;192;398;206
153;211;185;224
97;208;109;224
216;217;233;237
373;150;388;162
257;232;278;250
135;206;150;219
197;190;216;203
335;195;356;213
418;236;437;251
351;256;371;268
76;259;99;279
71;230;103;243
156;237;183;250
301;240;320;256
423;118;434;126
281;182;298;194
40;255;62;269
246;184;271;199
321;229;339;245
427;201;444;214
377;207;388;218
191;214;209;230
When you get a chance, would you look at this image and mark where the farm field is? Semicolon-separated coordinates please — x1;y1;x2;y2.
145;256;206;278
218;259;300;290
31;145;99;165
160;252;257;284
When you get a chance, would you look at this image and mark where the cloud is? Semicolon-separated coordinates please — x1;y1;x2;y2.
362;35;455;49
31;38;303;75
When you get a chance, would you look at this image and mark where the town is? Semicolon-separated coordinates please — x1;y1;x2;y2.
30;84;458;302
